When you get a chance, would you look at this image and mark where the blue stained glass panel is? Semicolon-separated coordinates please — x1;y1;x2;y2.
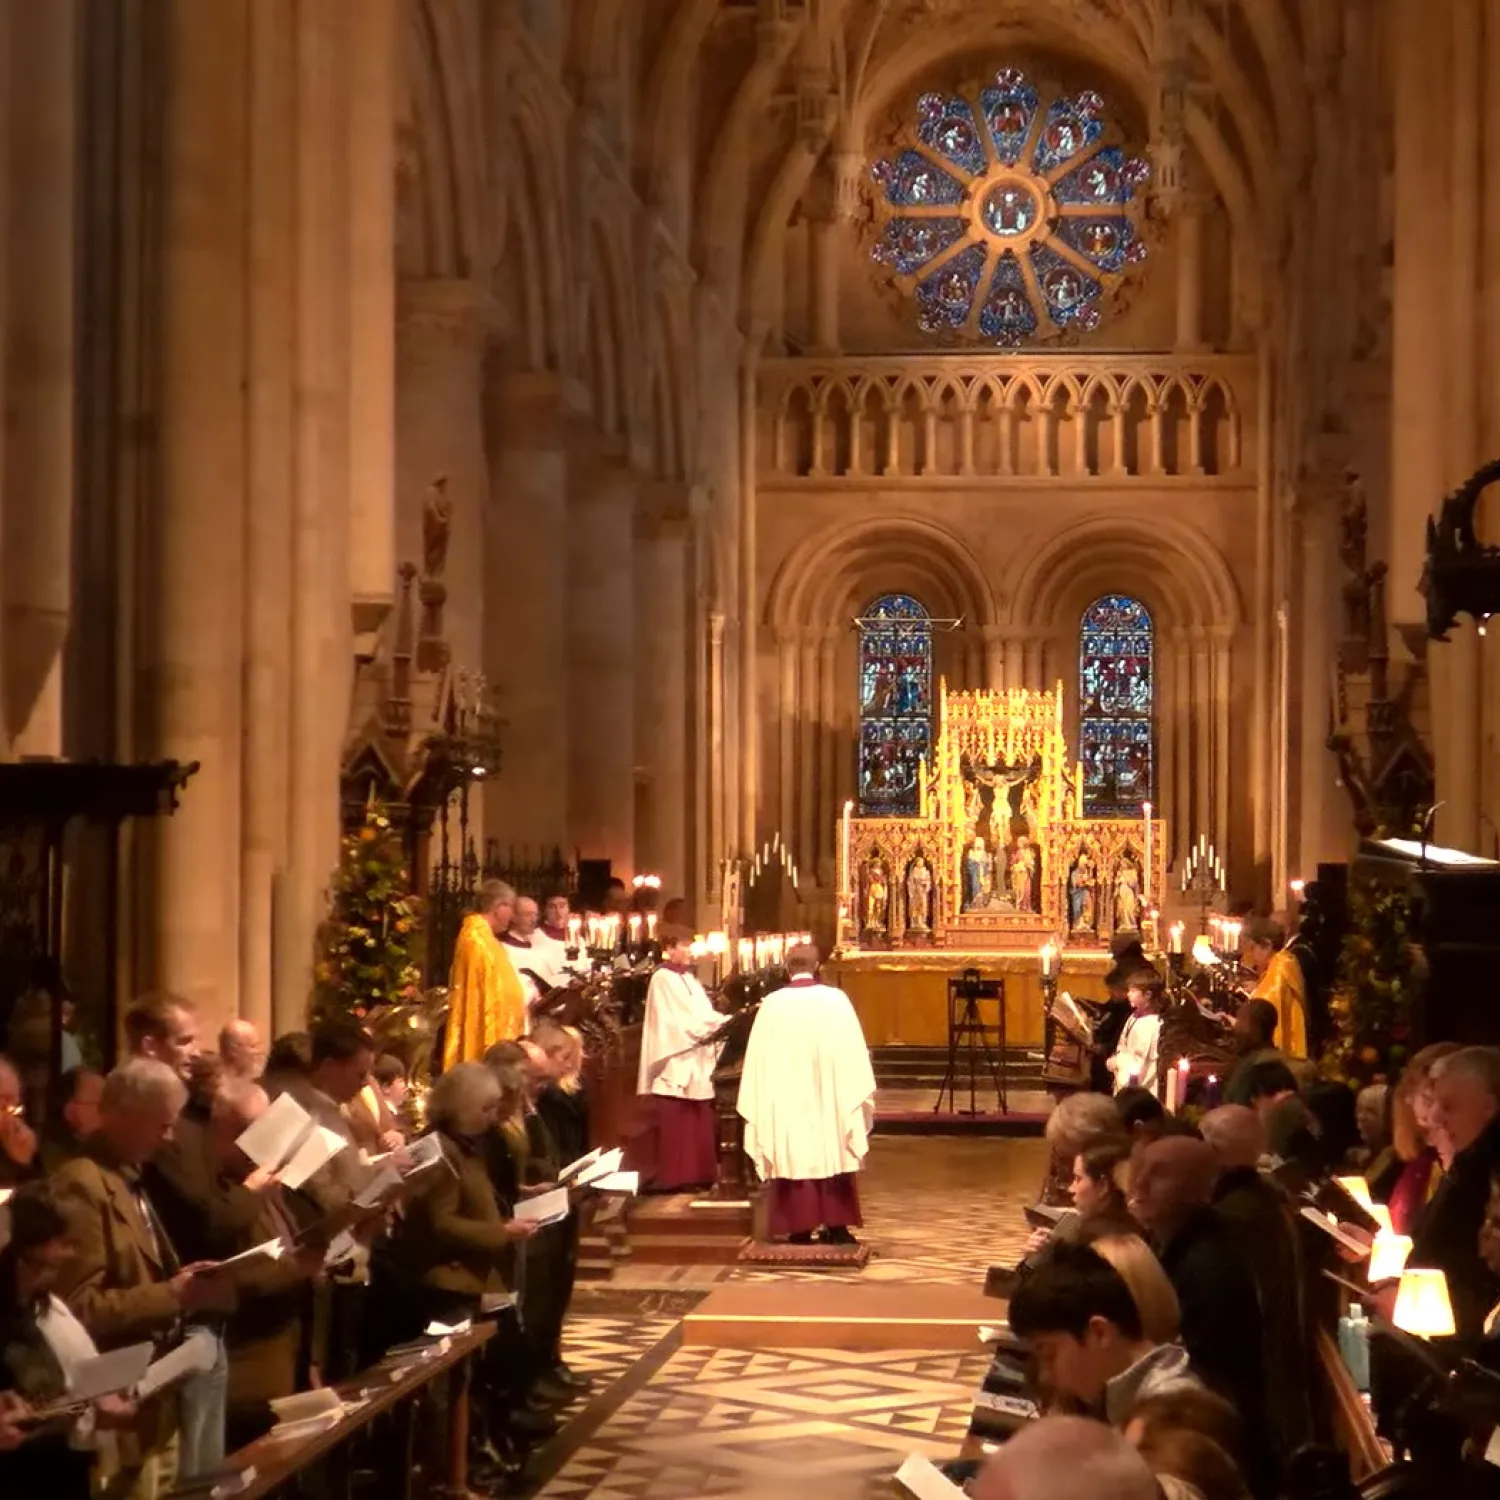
1028;243;1103;327
915;243;986;332
916;93;988;177
980;71;1040;166
1053;147;1149;207
858;594;933;817
871;149;966;208
977;252;1037;344
1056;215;1139;274
1032;98;1104;175
1079;595;1153;816
870;216;967;275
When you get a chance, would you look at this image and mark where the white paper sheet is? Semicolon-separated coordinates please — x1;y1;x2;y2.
589;1170;639;1195
425;1318;472;1336
558;1146;603;1183
322;1229;358;1267
1299;1205;1373;1257
270;1387;342;1423
278;1124;350;1191
978;1323;1009;1344
213;1237;286;1272
573;1148;624;1188
137;1327;219;1401
353;1164;403;1209
514;1187;570;1226
236;1092;313;1171
479;1292;517;1315
894;1454;965;1500
66;1342;153;1402
404;1134;445;1172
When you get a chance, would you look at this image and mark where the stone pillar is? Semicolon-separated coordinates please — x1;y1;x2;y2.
798;633;819;873
567;448;636;872
775;631;797;840
3;0;76;754
634;489;690;890
1295;490;1347;872
1173;194;1209;352
483;373;576;858
147;0;252;1016
808;216;841;354
817;631;837;884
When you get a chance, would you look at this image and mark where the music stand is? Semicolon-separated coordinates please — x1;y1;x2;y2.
936;967;1008;1115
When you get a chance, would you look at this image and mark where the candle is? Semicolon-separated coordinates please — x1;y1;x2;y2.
628;914;642;945
567;915;582;946
1038;941;1056;980
1169;921;1184;954
646;913;658;940
737;938;753;972
1142;802;1153;905
1166;1056;1189;1113
841;799;854;906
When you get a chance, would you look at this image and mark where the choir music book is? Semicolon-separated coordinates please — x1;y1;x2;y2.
514;1187;571;1226
894;1454;965;1499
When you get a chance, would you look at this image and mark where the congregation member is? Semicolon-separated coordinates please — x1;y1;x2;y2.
346;1052;408;1156
0;1054;39;1186
1221;999;1281;1107
972;1413;1164;1500
1373;1041;1460;1231
636;926;723;1192
1243;1057;1322;1172
1352;1082;1390;1169
218;1019;265;1083
444;880;528;1067
1040;1092;1124;1204
39;1064;103;1171
736;944;876;1247
1105;970;1163;1095
1240;918;1307;1059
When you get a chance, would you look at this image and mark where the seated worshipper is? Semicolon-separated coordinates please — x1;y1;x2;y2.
1200;1104;1315;1464
208;1080;324;1451
1221;999;1282;1108
0;1186;142;1499
1088;1232;1185;1347
1376;1042;1461;1232
1008;1242;1203;1423
970;1414;1170;1500
1131;1427;1251;1500
1127;1134;1272;1494
1240;918;1307;1059
345;1053;408;1157
1106;969;1164;1095
636;927;724;1192
444;880;528;1069
737;945;876;1247
1114;1086;1169;1142
1244;1058;1322;1172
1040;1092;1125;1205
1352;1083;1390;1170
0;1054;40;1187
51;1060;237;1500
1122;1387;1244;1469
218;1019;265;1084
1021;1138;1140;1260
40;1066;104;1172
1403;1047;1500;1345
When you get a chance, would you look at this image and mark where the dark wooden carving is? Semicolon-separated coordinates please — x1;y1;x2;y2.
1423;457;1500;640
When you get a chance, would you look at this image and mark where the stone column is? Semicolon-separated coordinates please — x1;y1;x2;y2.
1295;489;1347;871
808;216;841;354
634;487;690;890
567;447;637;872
817;631;837;884
798;633;818;873
3;0;76;754
483;372;577;858
1173;193;1209;352
775;630;797;840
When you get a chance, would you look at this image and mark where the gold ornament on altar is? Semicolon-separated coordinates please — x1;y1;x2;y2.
839;682;1165;950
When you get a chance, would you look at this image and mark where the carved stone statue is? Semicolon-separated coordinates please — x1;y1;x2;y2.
1113;860;1142;932
963;837;994;911
905;854;933;933
423;475;453;582
1068;850;1097;933
1008;835;1038;913
864;856;890;932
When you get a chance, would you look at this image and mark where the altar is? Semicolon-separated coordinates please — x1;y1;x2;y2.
835;684;1164;1044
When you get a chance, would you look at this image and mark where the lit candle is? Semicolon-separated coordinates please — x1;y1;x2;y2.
840;800;854;940
628;914;642;945
567;915;582;946
1038;941;1056;980
1169;921;1184;954
646;912;658;941
1142;802;1152;904
737;938;753;972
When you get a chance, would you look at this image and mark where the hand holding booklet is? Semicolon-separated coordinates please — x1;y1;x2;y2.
894;1455;966;1500
234;1092;349;1190
514;1187;570;1227
571;1148;625;1189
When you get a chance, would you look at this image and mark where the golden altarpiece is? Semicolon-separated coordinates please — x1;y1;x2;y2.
830;685;1164;1046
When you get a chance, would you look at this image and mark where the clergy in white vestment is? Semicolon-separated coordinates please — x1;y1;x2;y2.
501;895;555;1015
636;927;724;1191
737;944;877;1245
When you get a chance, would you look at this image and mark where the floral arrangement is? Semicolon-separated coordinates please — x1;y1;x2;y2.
1320;880;1419;1090
312;801;423;1025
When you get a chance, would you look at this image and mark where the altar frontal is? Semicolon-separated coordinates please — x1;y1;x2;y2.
839;683;1165;952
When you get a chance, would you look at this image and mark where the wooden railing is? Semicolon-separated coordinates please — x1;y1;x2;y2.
758;353;1256;483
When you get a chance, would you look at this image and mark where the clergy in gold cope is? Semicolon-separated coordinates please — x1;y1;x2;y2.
1242;916;1307;1060
442;879;529;1069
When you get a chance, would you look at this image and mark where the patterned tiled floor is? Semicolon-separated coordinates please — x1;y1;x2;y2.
535;1344;991;1500
523;1136;1042;1498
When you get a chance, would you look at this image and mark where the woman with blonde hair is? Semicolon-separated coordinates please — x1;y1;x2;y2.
1041;1092;1125;1204
1090;1231;1182;1345
1375;1041;1461;1233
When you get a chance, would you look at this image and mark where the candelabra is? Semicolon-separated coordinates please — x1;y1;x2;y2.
1180;835;1227;933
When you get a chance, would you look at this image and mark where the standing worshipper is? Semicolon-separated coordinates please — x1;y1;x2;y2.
637;928;723;1192
443;880;528;1068
1240;919;1307;1060
1106;969;1164;1095
737;944;876;1246
218;1020;265;1083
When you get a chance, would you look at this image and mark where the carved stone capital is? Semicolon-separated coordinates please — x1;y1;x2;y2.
398;277;492;346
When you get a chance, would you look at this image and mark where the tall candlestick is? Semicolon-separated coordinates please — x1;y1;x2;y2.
1142;802;1152;905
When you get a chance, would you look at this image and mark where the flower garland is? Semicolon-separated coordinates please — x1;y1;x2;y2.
312;802;423;1025
1320;880;1419;1090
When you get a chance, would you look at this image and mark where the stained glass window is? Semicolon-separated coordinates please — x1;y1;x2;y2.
869;70;1151;346
1079;595;1154;816
857;595;933;817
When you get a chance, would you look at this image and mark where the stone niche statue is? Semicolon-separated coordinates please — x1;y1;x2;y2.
905;852;934;933
864;854;890;933
1068;849;1098;933
1008;834;1038;913
1113;857;1142;933
963;836;994;911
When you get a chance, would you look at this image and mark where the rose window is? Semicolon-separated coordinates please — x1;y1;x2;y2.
869;69;1152;345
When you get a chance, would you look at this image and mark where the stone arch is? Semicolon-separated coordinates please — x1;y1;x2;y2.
765;514;999;635
494;100;567;372
581;220;628;438
1005;514;1240;634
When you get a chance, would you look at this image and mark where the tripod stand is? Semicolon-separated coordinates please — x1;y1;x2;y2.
935;968;1009;1115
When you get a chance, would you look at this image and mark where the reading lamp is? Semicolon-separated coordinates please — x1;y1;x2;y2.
1392;1268;1456;1339
1334;1175;1375;1212
1367;1231;1414;1284
1369;1203;1394;1235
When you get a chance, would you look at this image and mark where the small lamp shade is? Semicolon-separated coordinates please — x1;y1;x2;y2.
1369;1204;1394;1235
1335;1176;1376;1212
1367;1231;1414;1284
1392;1268;1456;1338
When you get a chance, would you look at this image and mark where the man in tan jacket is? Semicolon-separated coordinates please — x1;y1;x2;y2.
51;1058;235;1500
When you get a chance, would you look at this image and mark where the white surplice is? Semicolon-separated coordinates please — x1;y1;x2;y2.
737;977;877;1182
637;966;722;1100
1107;1010;1161;1093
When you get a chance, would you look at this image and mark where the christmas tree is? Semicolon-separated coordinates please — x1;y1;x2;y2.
312;801;423;1025
1320;879;1419;1090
